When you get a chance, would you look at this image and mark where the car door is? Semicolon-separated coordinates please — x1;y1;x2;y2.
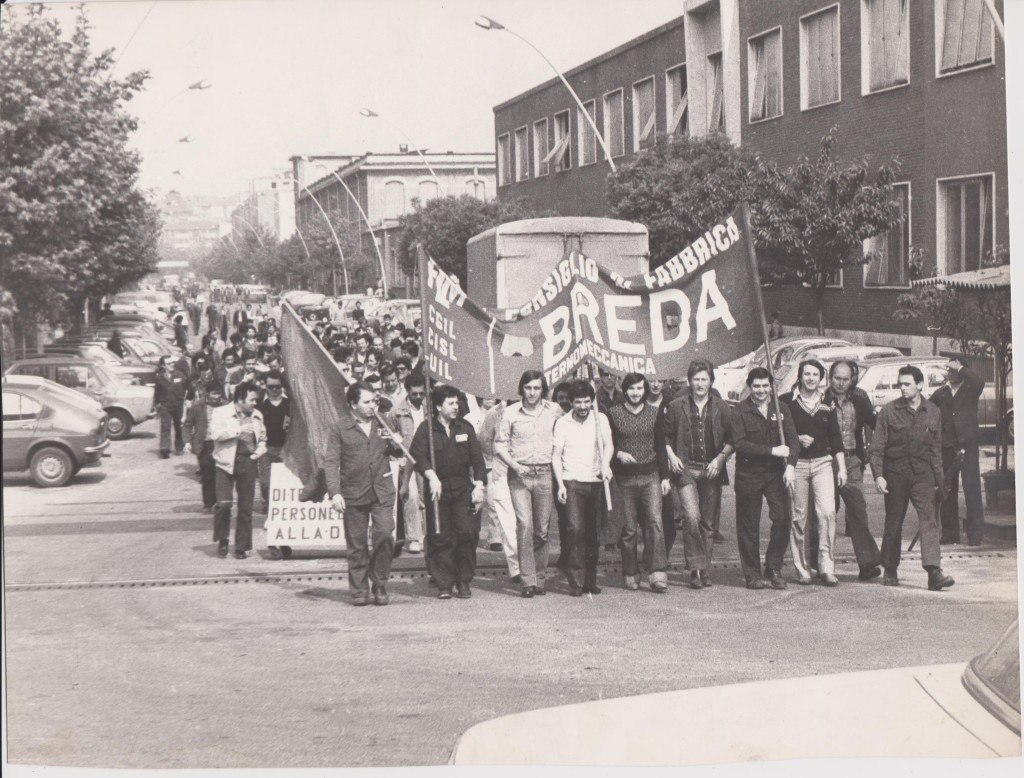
2;390;43;470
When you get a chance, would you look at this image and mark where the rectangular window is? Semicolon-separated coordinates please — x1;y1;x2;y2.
514;126;529;182
801;5;841;109
864;183;911;287
533;118;550;176
939;0;995;74
496;133;511;186
632;76;656;152
550;110;571;172
748;29;782;122
603;89;625;158
665;65;688;137
706;53;725;131
939;175;994;273
578;100;597;166
863;0;909;92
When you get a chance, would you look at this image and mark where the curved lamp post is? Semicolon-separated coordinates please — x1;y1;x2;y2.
475;15;617;172
284;175;350;295
233;213;265;247
359;108;445;194
311;162;389;298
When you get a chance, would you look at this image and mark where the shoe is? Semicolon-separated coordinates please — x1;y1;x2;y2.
819;572;839;587
797;576;813;586
940;535;960;545
488;542;503;552
746;579;765;590
858;565;882;582
407;540;422;554
174;448;185;456
532;585;546;596
521;587;534;598
159;450;170;459
234;550;247;560
765;569;787;590
352;593;370;606
927;568;955;591
374;589;390;606
882;573;900;586
651;581;668;593
510;574;522;584
689;571;704;590
268;546;282;560
713;531;726;542
455;583;472;599
699;572;711;588
569;583;583;597
437;588;453;600
217;540;228;558
623;576;640;591
966;538;982;547
583;584;602;594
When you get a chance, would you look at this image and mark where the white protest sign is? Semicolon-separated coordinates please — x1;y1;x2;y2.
264;462;347;549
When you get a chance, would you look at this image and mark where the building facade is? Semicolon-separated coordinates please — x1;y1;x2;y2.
291;150;495;297
233;171;296;243
492;0;1007;352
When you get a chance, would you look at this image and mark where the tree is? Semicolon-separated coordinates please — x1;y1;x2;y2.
754;127;901;334
0;6;161;341
397;195;553;288
606;132;762;266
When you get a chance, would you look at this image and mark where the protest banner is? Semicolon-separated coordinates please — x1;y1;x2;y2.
264;462;346;549
419;203;764;398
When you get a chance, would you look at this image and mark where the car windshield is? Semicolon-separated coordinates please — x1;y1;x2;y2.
962;620;1021;735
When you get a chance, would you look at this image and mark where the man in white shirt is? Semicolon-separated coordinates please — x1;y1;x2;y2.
477;398;519;581
553;380;613;596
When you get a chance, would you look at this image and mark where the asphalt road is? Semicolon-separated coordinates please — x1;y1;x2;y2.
2;417;1020;768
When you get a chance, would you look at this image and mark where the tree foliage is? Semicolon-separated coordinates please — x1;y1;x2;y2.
397;195;553;287
0;6;161;335
606;132;761;266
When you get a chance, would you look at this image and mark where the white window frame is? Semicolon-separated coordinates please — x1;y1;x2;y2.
513;125;530;182
533;118;550;176
631;75;657;153
863;181;913;289
934;0;997;78
550;109;572;173
935;172;996;275
664;64;688;138
860;0;911;95
496;133;511;187
577;100;598;167
799;4;842;111
747;26;784;123
602;88;626;159
706;52;726;133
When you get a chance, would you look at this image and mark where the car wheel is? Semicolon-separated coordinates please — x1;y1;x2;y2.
105;409;133;440
30;446;74;488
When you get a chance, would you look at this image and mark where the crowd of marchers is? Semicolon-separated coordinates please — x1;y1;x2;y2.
164;293;985;606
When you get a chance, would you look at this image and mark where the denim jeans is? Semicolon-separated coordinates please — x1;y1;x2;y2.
881;470;941;572
615;472;667;579
790;456;838;579
508;464;554;588
563;480;603;588
343;499;395;597
735;470;791;583
213;456;257;552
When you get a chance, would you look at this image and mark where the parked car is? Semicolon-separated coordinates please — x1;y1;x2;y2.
35;343;157;385
451;620;1020;765
370;298;421;329
112;289;177;315
772;345;906;396
4;357;154;440
723;337;856;403
2;375;109;488
854;356;1012;433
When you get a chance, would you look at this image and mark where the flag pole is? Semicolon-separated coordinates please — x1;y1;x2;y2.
739;202;789;449
416;245;441;531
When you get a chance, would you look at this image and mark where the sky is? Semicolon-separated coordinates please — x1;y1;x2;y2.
6;0;689;200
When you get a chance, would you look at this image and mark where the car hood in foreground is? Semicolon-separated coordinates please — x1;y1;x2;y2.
451;663;1020;765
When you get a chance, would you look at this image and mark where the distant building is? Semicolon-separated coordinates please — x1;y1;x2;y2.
233;170;296;242
158;191;234;280
491;0;1007;353
291;149;495;297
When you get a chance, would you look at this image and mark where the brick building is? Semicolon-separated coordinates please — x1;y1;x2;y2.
491;0;1007;353
291;150;495;297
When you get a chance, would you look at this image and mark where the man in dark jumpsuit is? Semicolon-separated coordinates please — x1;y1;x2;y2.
154;356;188;458
409;383;487;600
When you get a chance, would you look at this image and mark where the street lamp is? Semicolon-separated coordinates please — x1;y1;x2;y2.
284;175;350;296
359;108;445;192
475;15;617;172
233;213;265;247
311;161;389;298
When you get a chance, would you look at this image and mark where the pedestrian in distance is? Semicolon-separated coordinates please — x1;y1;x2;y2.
869;365;955;591
153;355;188;458
768;312;784;340
552;379;613;596
257;369;289;511
409;384;487;600
323;381;405;606
731;366;799;590
210;381;267;560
